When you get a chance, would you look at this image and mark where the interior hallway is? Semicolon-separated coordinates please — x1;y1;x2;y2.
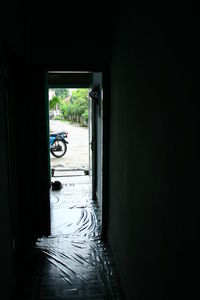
1;3;198;299
13;173;123;299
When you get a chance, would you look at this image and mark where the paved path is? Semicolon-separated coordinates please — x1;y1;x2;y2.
50;120;89;169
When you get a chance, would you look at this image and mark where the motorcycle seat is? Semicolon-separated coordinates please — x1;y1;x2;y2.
50;131;67;137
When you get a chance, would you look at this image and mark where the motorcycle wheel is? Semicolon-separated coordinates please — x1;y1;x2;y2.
50;138;67;158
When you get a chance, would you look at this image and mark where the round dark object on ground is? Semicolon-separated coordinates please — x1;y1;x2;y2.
52;181;62;190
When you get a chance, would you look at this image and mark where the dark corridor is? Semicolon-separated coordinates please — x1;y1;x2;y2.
1;3;199;300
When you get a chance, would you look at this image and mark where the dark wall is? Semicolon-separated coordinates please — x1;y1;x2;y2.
0;0;24;56
0;70;15;300
24;3;113;69
0;1;25;296
108;7;199;300
0;3;50;295
0;46;50;298
13;66;50;241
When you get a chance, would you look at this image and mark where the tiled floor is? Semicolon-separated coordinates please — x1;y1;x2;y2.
14;173;124;299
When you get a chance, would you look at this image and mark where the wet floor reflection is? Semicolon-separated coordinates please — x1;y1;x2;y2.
50;176;97;236
34;175;122;299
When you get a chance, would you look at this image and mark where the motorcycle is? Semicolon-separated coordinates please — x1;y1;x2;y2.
50;131;68;158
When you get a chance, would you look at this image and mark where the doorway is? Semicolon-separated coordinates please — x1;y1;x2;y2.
49;87;89;173
45;71;103;235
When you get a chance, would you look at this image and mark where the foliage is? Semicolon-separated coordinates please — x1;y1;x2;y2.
53;115;63;120
60;102;74;119
70;89;88;119
54;88;69;99
74;97;88;116
49;96;61;110
50;89;89;125
82;109;88;122
70;89;88;104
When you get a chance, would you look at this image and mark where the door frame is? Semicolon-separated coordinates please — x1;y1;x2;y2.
46;71;92;186
45;70;106;236
89;73;103;207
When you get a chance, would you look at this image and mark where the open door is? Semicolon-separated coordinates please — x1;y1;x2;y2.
89;73;103;210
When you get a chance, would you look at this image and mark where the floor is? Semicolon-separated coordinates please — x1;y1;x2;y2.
15;172;124;299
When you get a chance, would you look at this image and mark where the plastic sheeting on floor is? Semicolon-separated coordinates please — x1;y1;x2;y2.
20;175;123;299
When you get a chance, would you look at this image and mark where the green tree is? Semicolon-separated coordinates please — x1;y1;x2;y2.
70;89;88;104
54;88;69;99
70;89;88;122
49;96;61;110
82;109;88;122
58;89;89;124
60;102;74;119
